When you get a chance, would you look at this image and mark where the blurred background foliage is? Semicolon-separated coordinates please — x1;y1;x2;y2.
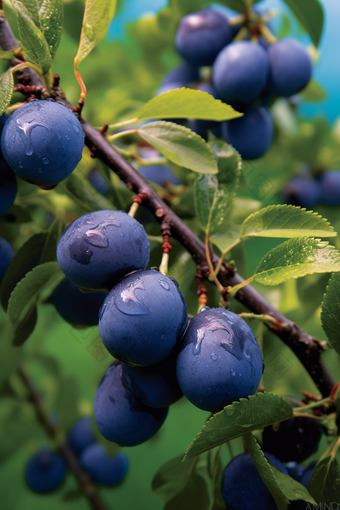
0;0;339;508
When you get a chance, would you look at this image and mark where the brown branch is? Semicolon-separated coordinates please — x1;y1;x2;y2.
18;365;108;510
0;15;335;397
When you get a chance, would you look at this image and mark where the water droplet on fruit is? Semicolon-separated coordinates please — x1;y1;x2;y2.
84;221;121;247
169;277;178;287
200;306;210;313
65;135;70;140
73;125;79;134
42;158;49;165
211;354;217;361
192;327;205;355
231;369;236;376
18;162;23;169
37;168;42;174
159;280;170;291
239;373;242;376
17;117;51;158
150;266;160;272
115;278;150;316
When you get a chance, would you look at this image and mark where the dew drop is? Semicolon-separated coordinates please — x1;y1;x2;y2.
211;354;217;361
231;369;236;376
37;168;42;174
42;157;49;165
73;125;79;134
84;221;121;248
159;280;170;291
199;306;210;313
115;279;150;316
192;326;205;355
18;162;23;169
150;266;160;272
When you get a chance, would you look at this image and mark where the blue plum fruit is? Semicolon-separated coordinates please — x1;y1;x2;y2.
121;349;183;408
175;9;233;67
94;361;168;446
49;278;106;327
0;236;14;285
188;82;221;139
286;461;305;482
161;62;200;86
99;269;188;366
268;38;312;97
300;461;316;487
138;164;180;187
56;210;150;291
283;177;321;209
318;170;340;206
222;106;273;160
212;41;269;102
0;159;17;216
175;307;263;412
25;449;67;493
80;444;129;486
221;453;288;510
1;99;84;187
67;417;96;455
262;401;322;463
88;169;110;196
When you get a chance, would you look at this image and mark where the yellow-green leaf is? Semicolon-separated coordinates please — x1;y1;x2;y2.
0;72;14;116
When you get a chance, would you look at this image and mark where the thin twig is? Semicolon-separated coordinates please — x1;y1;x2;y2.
17;365;108;510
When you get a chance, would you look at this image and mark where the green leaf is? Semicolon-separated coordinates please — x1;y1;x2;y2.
244;434;315;510
0;72;14;116
306;456;340;503
74;0;117;69
11;0;63;60
0;232;48;311
152;454;210;510
253;237;340;286
39;218;64;264
321;273;340;356
0;315;23;390
184;393;292;460
4;204;32;223
210;223;241;254
12;305;38;346
194;141;241;232
7;262;60;327
137;88;242;122
301;80;327;102
215;0;261;14
240;205;336;240
0;47;21;60
61;173;116;212
12;2;52;74
282;0;324;47
138;121;218;175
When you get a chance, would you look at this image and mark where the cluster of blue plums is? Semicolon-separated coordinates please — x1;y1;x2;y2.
158;7;312;159
26;417;129;494
284;169;340;209
55;208;264;447
221;396;321;509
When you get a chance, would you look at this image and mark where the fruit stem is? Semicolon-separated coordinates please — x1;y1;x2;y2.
259;22;277;44
292;412;325;423
227;277;254;298
331;436;340;458
128;201;139;218
9;62;48;90
238;312;287;331
107;129;138;143
74;67;87;99
229;14;246;26
293;396;330;413
104;118;138;130
159;252;169;275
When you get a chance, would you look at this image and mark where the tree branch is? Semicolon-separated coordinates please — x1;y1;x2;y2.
18;365;108;510
0;15;335;397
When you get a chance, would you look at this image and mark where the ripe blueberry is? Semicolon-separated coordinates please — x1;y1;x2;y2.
176;307;263;412
56;210;150;291
99;269;188;366
212;41;269;103
25;449;67;493
1;100;84;187
268;38;312;97
80;444;129;486
94;362;168;446
49;278;106;327
175;9;233;67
